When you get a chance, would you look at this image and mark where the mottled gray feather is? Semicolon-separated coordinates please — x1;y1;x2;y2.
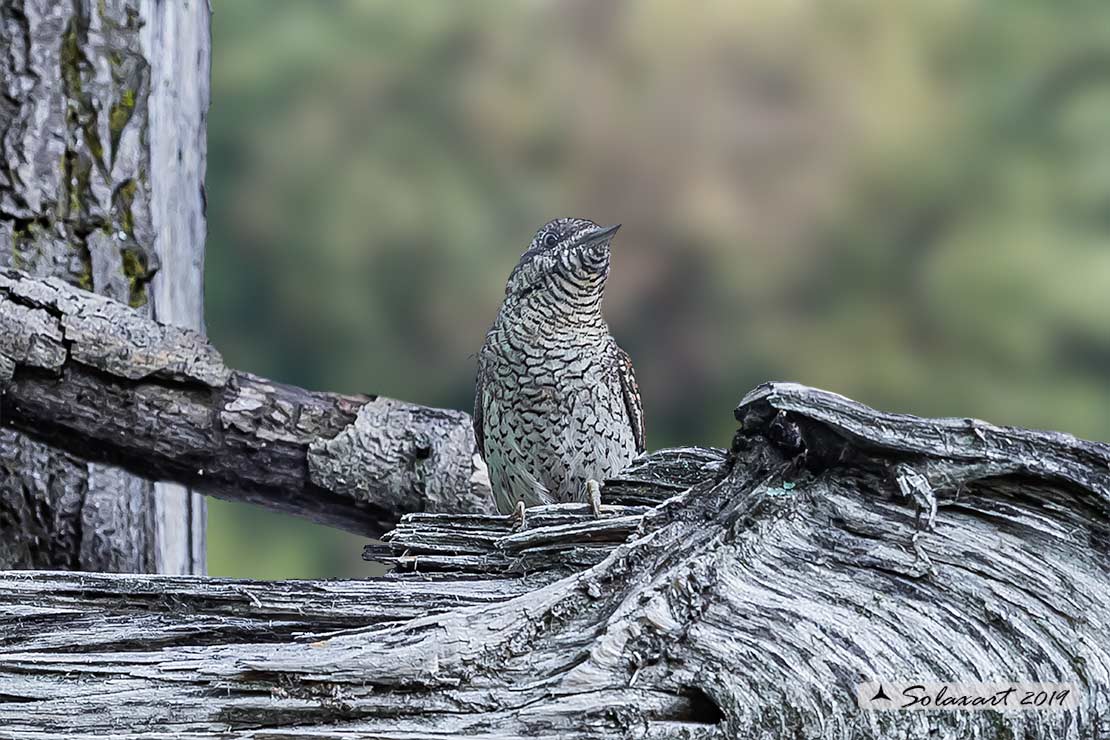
474;218;645;514
613;342;646;454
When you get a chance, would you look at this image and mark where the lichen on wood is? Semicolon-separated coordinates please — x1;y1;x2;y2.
0;0;209;573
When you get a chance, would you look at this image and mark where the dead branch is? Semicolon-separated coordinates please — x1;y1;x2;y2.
0;268;495;537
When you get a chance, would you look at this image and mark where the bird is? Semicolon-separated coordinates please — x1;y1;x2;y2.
474;217;645;526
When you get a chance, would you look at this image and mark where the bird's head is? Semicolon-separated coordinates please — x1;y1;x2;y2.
505;218;621;299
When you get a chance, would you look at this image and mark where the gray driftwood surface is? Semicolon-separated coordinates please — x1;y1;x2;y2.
0;0;209;573
0;382;1107;738
0;268;495;537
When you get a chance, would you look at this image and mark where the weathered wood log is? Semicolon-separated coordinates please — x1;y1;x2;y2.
0;0;210;573
0;383;1106;738
0;267;496;538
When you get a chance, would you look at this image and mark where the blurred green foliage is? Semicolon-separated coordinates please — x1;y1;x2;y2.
205;0;1110;578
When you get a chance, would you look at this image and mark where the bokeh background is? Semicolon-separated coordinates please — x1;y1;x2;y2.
204;0;1110;578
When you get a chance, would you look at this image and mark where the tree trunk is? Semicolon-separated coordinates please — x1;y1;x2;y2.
0;0;209;572
0;383;1106;738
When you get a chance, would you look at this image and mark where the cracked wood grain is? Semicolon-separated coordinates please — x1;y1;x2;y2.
0;268;496;537
0;384;1106;738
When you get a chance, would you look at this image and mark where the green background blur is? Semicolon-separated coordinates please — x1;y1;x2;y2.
204;0;1110;579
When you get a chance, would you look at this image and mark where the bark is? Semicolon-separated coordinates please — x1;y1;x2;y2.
0;0;208;573
0;382;1106;738
0;268;496;536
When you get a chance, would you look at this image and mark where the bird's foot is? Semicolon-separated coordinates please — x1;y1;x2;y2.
586;479;603;518
511;500;527;531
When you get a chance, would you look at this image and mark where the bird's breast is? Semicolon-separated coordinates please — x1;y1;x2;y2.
486;331;608;394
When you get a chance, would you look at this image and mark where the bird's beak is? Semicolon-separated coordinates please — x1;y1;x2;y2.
576;223;621;248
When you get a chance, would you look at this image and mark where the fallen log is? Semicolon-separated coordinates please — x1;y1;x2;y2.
0;383;1106;738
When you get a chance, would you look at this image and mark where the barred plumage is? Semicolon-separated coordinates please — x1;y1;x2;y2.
474;218;645;516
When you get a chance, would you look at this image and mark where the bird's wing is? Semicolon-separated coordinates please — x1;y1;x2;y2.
473;352;487;460
614;343;646;454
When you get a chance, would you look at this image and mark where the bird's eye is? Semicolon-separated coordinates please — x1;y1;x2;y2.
543;232;559;247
